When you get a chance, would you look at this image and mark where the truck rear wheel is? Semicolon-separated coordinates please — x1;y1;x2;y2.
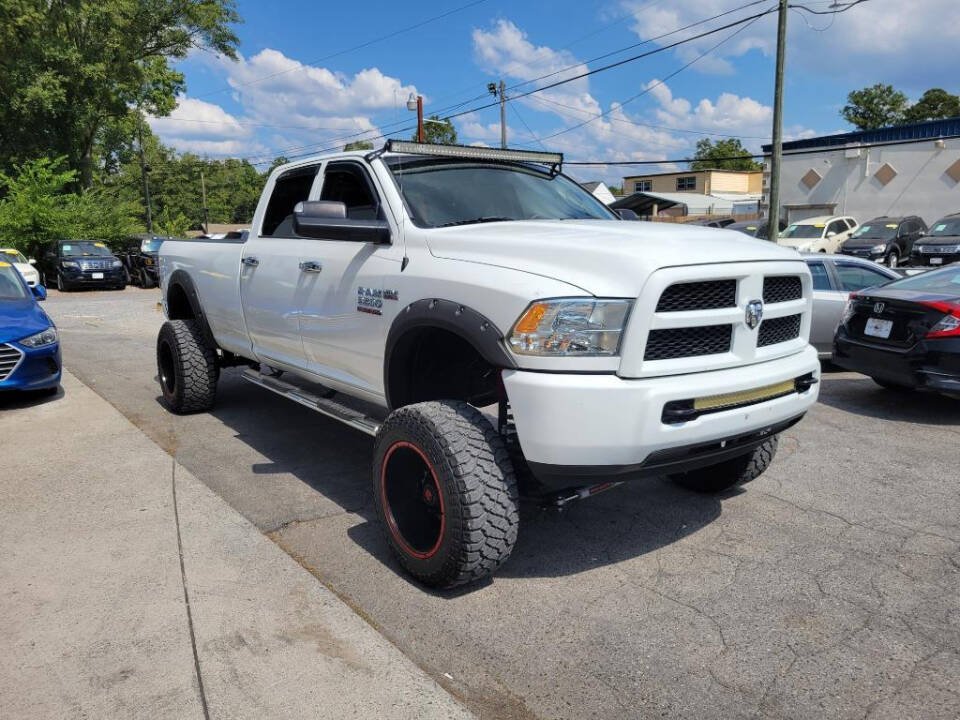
670;436;778;493
373;400;519;588
156;319;218;414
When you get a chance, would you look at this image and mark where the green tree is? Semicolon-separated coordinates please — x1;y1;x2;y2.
416;116;458;145
0;0;240;187
344;141;374;151
689;138;761;171
903;88;960;123
841;84;908;130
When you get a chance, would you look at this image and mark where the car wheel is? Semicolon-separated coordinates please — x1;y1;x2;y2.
670;436;778;493
373;400;519;588
156;319;219;414
56;273;68;292
885;250;899;268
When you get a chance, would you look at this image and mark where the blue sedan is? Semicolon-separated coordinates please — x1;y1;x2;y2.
0;260;61;394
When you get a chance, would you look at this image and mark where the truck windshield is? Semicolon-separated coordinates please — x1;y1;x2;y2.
384;158;615;228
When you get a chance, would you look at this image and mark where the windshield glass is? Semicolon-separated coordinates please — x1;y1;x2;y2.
880;265;960;293
60;241;113;257
926;218;960;238
850;222;898;240
141;239;164;252
782;223;824;239
1;249;29;263
385;158;615;228
0;262;29;299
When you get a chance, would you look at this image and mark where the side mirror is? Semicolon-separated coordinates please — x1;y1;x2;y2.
826;231;837;238
32;285;47;301
615;208;639;220
294;201;391;244
28;258;36;265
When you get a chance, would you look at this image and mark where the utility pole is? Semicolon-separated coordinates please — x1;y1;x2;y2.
417;95;424;143
136;106;153;234
200;169;210;235
766;0;788;243
488;81;508;148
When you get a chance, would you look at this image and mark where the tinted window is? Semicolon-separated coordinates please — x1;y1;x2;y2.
783;224;823;239
827;220;847;236
807;261;831;290
262;165;318;236
845;218;857;230
319;163;381;220
880;265;960;293
835;263;893;291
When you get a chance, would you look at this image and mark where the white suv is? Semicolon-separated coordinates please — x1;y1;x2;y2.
778;215;858;254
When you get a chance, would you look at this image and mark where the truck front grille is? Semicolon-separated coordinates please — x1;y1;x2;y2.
763;276;802;304
656;280;736;312
0;343;24;380
758;314;801;347
644;324;732;361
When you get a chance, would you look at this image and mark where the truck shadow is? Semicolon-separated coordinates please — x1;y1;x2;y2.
207;370;722;589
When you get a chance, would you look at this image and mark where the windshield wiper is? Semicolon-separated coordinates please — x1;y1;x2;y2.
437;216;514;228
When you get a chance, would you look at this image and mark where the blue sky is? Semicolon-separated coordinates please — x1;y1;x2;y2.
148;0;959;184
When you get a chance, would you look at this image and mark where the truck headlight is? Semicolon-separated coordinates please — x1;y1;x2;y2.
871;244;886;253
508;299;632;356
112;259;123;268
20;326;58;348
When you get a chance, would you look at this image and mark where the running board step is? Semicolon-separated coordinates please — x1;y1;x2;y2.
240;369;381;437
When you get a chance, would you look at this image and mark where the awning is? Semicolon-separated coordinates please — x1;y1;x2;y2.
611;191;760;217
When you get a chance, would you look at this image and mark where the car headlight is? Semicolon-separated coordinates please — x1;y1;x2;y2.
112;259;122;268
871;244;886;253
508;299;632;356
20;326;58;348
61;260;79;269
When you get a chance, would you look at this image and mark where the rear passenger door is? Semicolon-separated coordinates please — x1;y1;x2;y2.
807;259;845;355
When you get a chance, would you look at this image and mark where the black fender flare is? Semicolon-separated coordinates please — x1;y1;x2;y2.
165;269;218;349
384;299;517;409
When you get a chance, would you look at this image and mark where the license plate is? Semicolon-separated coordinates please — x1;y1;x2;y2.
930;257;943;265
92;272;104;279
864;317;893;339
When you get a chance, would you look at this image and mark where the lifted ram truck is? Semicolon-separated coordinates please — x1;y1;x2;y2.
156;141;820;588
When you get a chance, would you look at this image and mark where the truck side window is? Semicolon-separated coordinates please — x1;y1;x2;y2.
262;165;319;237
319;162;381;221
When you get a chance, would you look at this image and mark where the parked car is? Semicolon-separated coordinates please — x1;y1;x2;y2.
155;141;820;588
0;260;60;395
834;264;960;397
684;216;736;228
37;240;126;291
778;215;858;254
726;219;787;240
117;236;167;288
804;254;900;358
0;248;40;286
908;212;960;267
838;215;926;267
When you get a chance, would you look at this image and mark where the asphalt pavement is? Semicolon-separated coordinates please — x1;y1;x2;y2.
32;286;960;719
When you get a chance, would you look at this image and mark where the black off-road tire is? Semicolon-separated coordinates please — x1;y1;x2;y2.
156;319;218;414
373;400;519;589
670;436;779;493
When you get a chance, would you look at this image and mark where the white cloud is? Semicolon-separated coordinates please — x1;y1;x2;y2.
148;97;251;140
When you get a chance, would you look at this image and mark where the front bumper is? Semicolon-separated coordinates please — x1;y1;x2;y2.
838;247;885;261
502;345;820;488
833;327;960;392
60;267;125;286
0;341;61;391
909;250;960;267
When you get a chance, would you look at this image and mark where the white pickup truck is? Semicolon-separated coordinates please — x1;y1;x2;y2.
157;141;820;588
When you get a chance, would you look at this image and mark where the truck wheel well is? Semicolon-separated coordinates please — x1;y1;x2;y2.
166;283;194;320
387;327;500;410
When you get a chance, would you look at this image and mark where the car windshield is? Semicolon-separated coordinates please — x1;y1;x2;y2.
0;262;29;300
880;265;960;294
60;241;113;257
926;218;960;237
1;249;29;263
782;223;824;239
850;223;898;240
384;158;616;228
141;239;164;252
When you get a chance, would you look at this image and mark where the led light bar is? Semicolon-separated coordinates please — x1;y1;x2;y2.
385;140;562;168
693;379;796;412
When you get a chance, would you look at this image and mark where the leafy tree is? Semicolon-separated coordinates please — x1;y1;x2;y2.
841;84;908;130
344;141;374;151
903;88;960;123
416;116;458;145
0;0;240;187
689;138;761;171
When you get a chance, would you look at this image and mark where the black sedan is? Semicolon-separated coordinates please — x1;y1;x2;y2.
833;265;960;397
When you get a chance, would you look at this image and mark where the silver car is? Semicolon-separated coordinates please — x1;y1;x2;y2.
803;254;900;358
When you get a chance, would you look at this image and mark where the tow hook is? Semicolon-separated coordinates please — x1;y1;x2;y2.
542;482;624;510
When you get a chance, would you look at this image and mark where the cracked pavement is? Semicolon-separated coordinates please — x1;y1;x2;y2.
43;287;960;720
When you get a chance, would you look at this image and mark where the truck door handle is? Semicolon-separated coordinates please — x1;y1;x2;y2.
241;256;259;267
299;261;323;273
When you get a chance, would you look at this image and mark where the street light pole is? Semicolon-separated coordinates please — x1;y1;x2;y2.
417;95;424;143
767;0;788;243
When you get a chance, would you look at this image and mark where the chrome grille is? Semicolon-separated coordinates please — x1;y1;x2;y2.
644;324;732;361
656;280;736;312
763;276;802;304
0;343;24;381
79;258;113;270
758;314;802;347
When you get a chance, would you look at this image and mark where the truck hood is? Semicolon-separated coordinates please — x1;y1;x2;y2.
424;219;803;296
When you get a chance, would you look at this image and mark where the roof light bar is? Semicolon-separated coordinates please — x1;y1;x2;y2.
385;140;562;169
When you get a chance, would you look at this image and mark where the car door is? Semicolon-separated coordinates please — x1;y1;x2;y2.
239;163;321;370
807;259;846;356
297;160;404;397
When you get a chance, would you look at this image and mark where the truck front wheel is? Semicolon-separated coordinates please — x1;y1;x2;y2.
669;436;779;493
156;319;218;414
373;401;519;588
